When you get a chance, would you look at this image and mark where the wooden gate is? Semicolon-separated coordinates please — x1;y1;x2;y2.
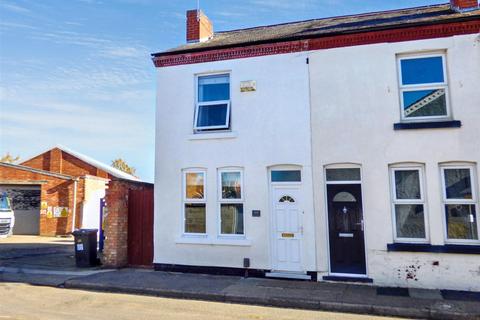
127;188;154;266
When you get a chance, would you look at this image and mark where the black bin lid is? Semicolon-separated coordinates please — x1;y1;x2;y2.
72;228;98;235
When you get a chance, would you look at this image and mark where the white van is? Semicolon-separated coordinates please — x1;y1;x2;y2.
0;192;15;238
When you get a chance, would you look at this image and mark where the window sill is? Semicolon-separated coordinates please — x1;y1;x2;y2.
188;131;238;141
393;120;461;130
175;236;251;246
387;243;480;254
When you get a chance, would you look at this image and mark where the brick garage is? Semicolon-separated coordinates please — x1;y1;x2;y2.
1;145;154;267
0;162;78;235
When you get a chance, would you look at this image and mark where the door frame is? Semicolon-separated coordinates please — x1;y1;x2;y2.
323;164;369;278
268;165;304;272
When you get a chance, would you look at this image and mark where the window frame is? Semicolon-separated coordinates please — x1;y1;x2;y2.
182;169;207;236
397;52;451;122
194;73;231;131
217;168;245;238
440;164;480;244
389;165;429;243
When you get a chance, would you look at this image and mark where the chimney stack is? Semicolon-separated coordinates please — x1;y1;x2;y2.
186;10;213;43
450;0;479;11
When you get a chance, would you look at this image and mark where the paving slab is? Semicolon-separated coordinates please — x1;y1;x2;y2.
410;288;444;300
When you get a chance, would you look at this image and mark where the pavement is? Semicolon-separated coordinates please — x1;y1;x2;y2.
63;269;480;320
0;236;479;319
0;235;104;286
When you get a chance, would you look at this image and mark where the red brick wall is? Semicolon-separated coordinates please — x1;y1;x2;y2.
22;148;109;179
0;165;76;236
103;179;153;267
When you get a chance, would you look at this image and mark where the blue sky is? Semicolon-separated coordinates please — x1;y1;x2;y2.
0;0;445;182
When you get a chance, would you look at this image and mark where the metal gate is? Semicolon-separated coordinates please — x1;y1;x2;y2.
127;188;153;266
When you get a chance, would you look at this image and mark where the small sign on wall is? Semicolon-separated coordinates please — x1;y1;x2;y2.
240;80;256;92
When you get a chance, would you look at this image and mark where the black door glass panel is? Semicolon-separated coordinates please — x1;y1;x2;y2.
326;168;361;181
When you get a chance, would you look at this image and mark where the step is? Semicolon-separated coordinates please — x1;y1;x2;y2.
265;271;311;280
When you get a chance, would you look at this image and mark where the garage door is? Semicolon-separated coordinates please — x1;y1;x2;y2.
0;185;41;235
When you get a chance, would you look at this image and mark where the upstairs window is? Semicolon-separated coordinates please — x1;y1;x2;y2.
441;165;479;242
397;53;450;121
195;74;230;131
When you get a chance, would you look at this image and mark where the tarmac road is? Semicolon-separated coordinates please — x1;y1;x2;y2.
0;282;403;320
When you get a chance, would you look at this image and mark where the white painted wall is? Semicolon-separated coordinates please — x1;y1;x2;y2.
309;34;480;290
154;53;316;271
155;33;479;290
81;176;107;233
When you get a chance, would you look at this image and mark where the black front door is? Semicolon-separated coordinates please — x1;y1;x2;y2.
327;184;366;274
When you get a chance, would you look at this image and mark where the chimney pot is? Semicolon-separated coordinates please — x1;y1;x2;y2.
450;0;479;11
186;9;213;43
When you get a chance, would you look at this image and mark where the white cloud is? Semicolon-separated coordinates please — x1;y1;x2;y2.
0;2;31;14
0;21;37;30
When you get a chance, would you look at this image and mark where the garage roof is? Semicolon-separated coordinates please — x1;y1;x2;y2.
0;162;75;180
20;145;141;182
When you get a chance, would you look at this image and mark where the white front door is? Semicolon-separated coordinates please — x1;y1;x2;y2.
272;186;302;272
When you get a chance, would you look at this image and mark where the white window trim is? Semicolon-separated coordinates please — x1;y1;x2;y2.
397;52;451;122
440;164;480;244
182;169;207;236
194;73;231;131
217;168;245;238
389;165;429;243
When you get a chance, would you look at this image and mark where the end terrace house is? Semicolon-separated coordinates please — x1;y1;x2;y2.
152;1;480;290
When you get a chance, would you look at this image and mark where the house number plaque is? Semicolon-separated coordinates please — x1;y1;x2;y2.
281;232;294;238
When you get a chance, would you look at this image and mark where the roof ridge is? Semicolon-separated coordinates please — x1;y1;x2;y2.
214;3;450;34
20;145;142;182
55;144;141;182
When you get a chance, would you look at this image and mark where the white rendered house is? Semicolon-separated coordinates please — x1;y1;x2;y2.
152;1;480;290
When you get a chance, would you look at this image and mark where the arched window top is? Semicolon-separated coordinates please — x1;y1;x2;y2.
279;195;295;203
333;191;357;202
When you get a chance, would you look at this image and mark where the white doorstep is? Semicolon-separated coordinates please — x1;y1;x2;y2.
265;271;311;280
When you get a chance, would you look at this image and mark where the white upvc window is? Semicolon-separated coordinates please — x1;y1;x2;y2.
440;164;479;243
218;169;244;236
194;73;231;131
390;165;428;242
182;170;207;235
397;52;450;122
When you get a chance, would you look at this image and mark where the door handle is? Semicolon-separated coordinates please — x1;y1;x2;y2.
355;219;364;231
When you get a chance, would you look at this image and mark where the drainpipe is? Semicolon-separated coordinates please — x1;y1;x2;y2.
71;178;78;233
